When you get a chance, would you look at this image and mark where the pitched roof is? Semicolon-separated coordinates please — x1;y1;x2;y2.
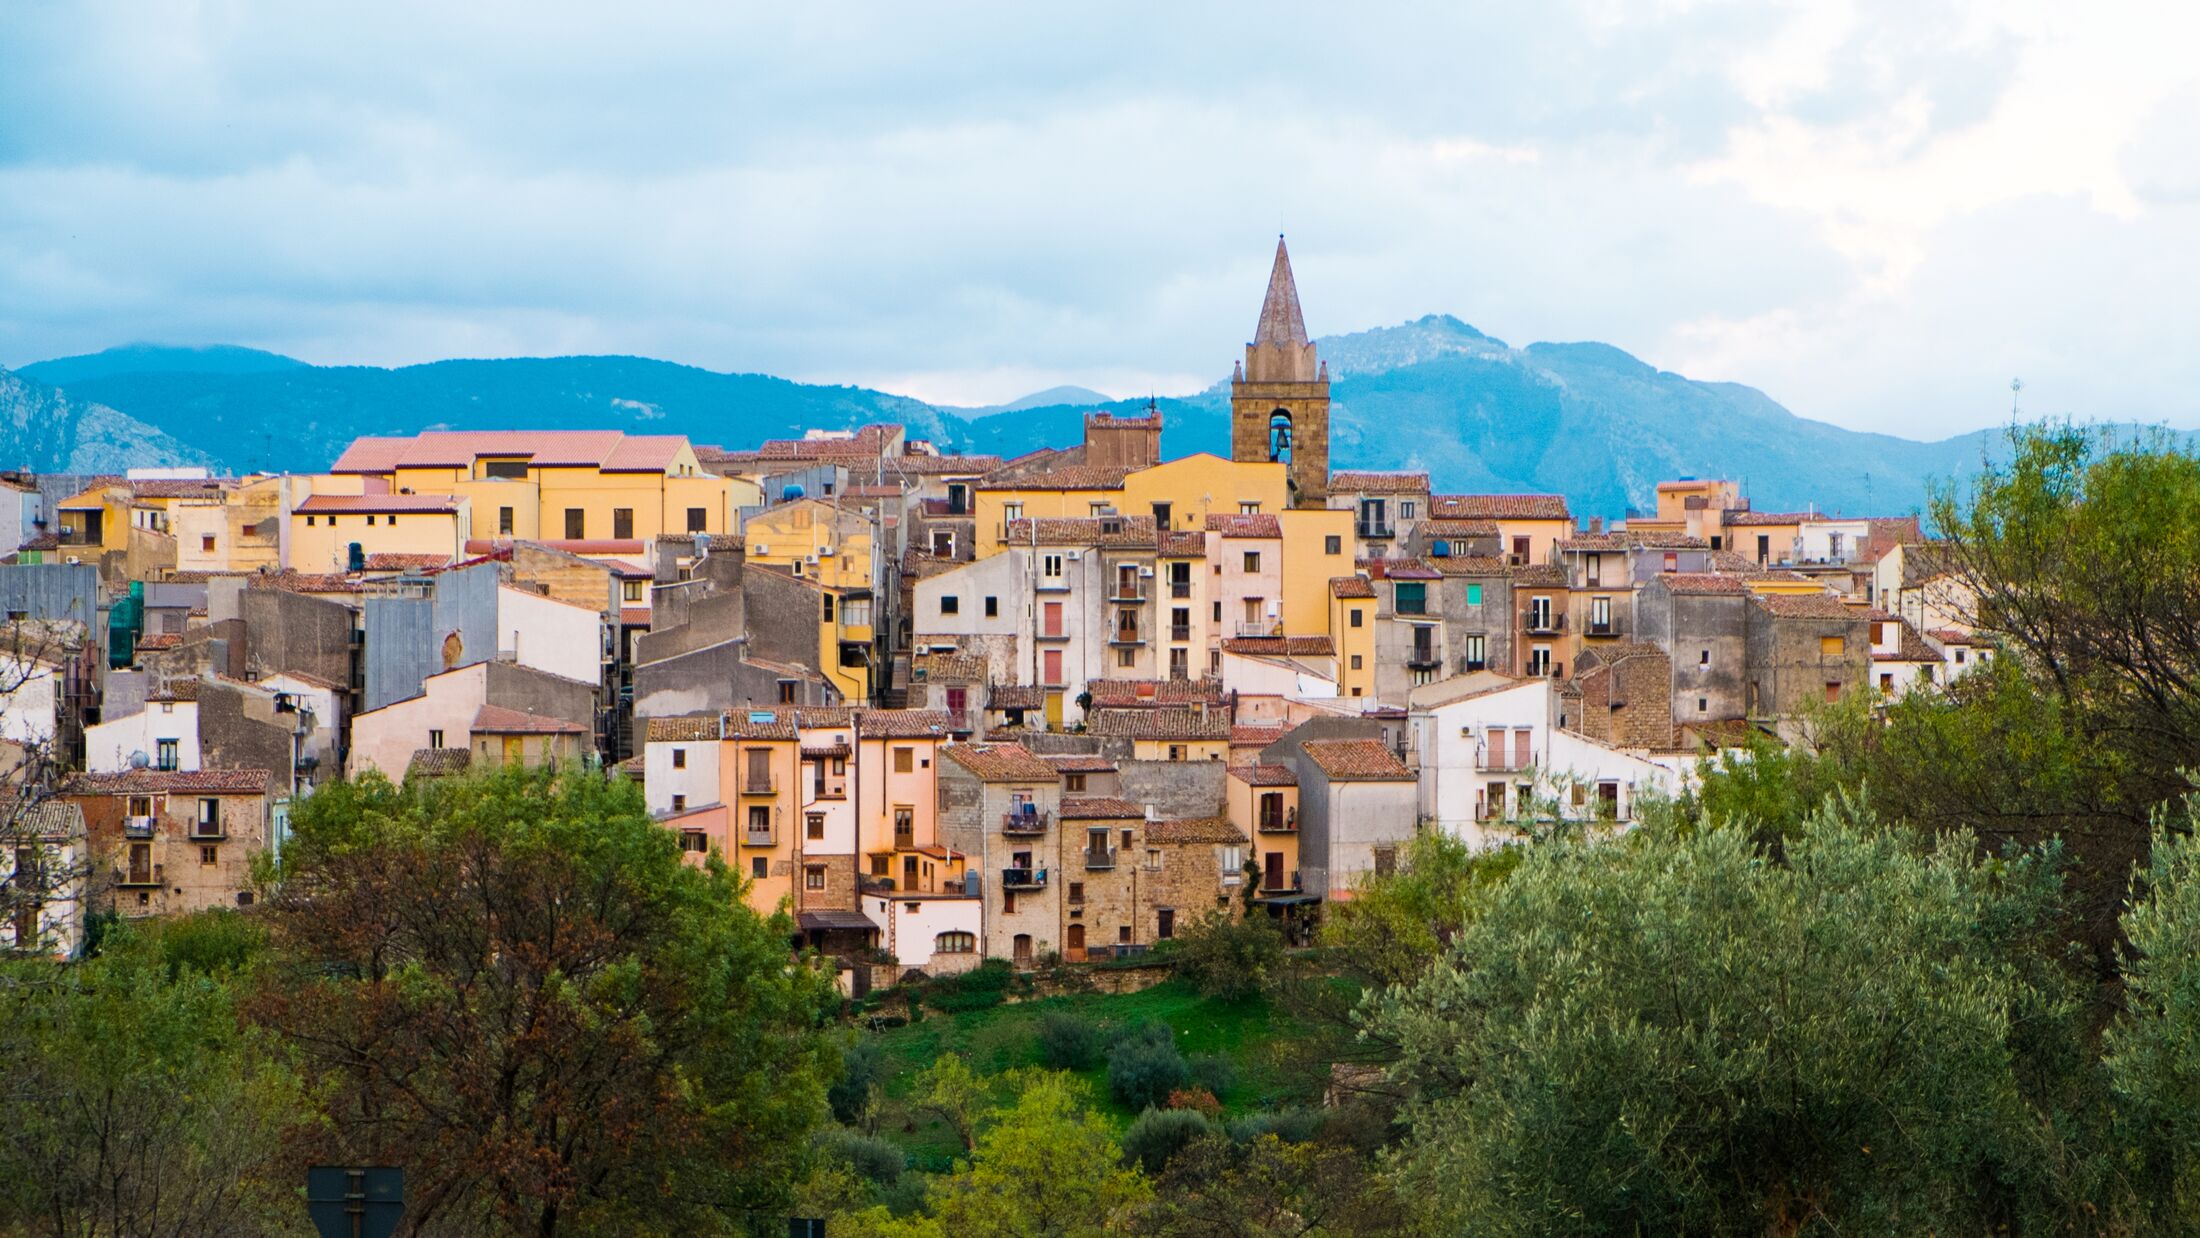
720;708;798;740
914;652;987;683
1147;816;1248;844
295;494;462;515
364;552;452;571
1084;678;1226;707
646;714;723;743
1330;470;1429;495
1510;564;1567;587
856;709;954;738
1231;723;1287;745
1873;621;1938;663
1657;573;1749;596
940;742;1060;782
472;704;587;734
1723;509;1812;527
246;570;364;595
1041;753;1116;773
1003;515;1156;547
1419;518;1500;538
1330;576;1376;599
1749;592;1859;620
988;684;1045;710
1221;634;1335;657
406;747;473;778
1204;513;1282;539
1560;531;1708;552
1157;530;1207;557
1228;763;1298;786
980;465;1132;492
1059;796;1145;820
1929;627;1979;646
1085;706;1233;741
1430;493;1570;521
67;768;271;795
1299;738;1413;781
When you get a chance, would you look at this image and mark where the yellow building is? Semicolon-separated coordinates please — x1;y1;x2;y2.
1225;763;1301;898
289;494;471;573
1724;510;1808;566
327;430;737;547
1430;494;1572;567
972;466;1133;558
1328;575;1377;700
744;498;878;591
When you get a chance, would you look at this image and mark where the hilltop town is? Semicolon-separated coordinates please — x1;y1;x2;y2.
0;240;1982;971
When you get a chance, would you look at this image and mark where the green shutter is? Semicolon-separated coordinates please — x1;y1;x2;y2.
1466;583;1483;606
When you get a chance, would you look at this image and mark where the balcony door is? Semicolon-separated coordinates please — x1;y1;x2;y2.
1264;851;1284;890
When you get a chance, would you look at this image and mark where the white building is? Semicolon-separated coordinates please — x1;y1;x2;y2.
1410;672;1682;850
84;689;201;774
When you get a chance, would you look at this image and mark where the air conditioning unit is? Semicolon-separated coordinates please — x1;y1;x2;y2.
1065;551;1083;561
1138;566;1155;577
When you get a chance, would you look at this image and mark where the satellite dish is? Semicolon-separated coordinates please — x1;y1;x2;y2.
128;750;149;769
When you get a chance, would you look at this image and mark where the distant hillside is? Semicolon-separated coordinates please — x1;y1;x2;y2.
0;366;212;474
12;319;2090;517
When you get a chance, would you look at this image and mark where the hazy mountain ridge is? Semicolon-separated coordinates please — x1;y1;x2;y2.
8;326;2098;517
0;366;213;474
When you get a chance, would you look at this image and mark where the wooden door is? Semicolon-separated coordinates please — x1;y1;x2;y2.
1263;851;1284;891
1013;934;1033;967
1065;923;1085;964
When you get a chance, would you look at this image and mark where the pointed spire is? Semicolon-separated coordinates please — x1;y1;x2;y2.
1253;234;1309;349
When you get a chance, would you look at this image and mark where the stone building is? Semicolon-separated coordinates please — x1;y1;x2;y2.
1744;592;1872;724
1230;237;1330;509
67;768;271;919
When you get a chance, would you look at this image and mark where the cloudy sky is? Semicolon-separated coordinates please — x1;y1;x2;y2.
2;2;2195;438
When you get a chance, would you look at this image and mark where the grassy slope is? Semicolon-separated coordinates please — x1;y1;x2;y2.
863;978;1315;1171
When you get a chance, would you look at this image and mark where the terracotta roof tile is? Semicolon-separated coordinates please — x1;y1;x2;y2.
646;715;723;743
1330;576;1376;599
363;552;452;571
1228;763;1298;786
1085;678;1226;707
1329;471;1430;495
980;464;1132;491
406;747;473;778
914;652;987;683
1221;635;1335;658
940;742;1060;782
988;684;1045;710
296;494;462;515
1722;509;1811;527
331;430;690;474
1004;515;1157;548
1749;592;1858;620
1086;706;1232;741
1299;738;1413;781
67;768;271;795
1430;493;1570;521
1157;530;1207;557
1657;573;1748;596
1231;723;1287;745
856;709;954;738
1420;518;1500;538
1929;627;1978;646
1059;796;1145;820
1204;513;1282;539
1041;753;1116;772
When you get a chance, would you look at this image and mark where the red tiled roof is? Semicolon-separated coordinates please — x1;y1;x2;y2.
363;552;452;571
406;748;473;778
130;478;233;499
67;769;271;795
620;607;652;628
1059;796;1144;820
247;571;363;595
856;709;954;738
1657;573;1748;596
1430;494;1570;521
989;684;1046;710
1420;518;1500;538
1085;678;1226;707
1723;509;1811;527
1204;513;1282;539
1041;753;1116;772
646;715;723;742
1749;592;1857;620
1086;706;1233;741
1158;530;1207;557
979;464;1132;491
472;704;587;734
1003;516;1157;548
1231;724;1287;745
1330;576;1376;599
1299;738;1413;781
1221;635;1335;657
296;494;461;515
941;742;1059;782
1930;627;1978;646
1330;470;1430;495
1228;763;1298;786
1560;531;1708;552
134;632;182;651
1509;564;1567;587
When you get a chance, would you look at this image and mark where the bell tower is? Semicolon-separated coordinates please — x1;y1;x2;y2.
1231;235;1330;508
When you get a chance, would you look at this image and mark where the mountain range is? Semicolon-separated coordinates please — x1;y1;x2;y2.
0;318;2081;518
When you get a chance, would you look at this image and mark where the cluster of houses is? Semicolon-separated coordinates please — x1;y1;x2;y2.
0;241;1987;976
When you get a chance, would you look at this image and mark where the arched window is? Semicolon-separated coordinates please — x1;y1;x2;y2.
935;930;976;955
1268;410;1293;463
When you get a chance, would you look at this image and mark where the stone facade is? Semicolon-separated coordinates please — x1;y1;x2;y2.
1230;239;1330;508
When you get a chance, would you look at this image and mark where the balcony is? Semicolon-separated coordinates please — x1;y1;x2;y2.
745;825;777;847
1355;521;1394;540
894;829;916;851
1001;866;1049;890
123;815;156;840
1170;581;1192;599
1168;624;1192;642
1083;847;1117;871
1522;610;1565;635
189;820;226;841
1108;586;1147;603
116;862;163;888
1586;619;1624;638
1255;869;1303;898
1001;809;1050;835
1235;620;1280;639
1257;807;1297;834
1108;628;1146;647
740;776;777;796
1406;644;1441;670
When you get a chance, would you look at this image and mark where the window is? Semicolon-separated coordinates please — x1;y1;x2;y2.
200;534;216;552
1466;583;1483;606
1004;501;1024;522
128;795;153;817
1119;925;1133;944
929;528;957;557
1527;646;1552;676
200;844;219;866
1756;534;1770;564
936;930;975;953
1066;773;1088;793
1117;647;1135;668
984;595;998;618
1373;845;1397;877
1068;881;1084;904
564;509;585;539
752;856;768;878
198;798;220;831
428;729;445;749
671;747;687;769
671;794;687;812
1220;846;1242;881
894;747;913;773
777;680;797;703
1042;553;1064;579
940;595;959;615
304;515;315;527
687;506;708;533
1349;607;1363;628
1350;654;1363;670
1461;634;1486;669
1239;501;1260;515
1585;554;1602;587
1700;649;1711;666
821;594;835;621
1527;595;1552;629
484;458;529;480
1043;649;1063;684
364;515;376;526
806;865;827;890
1242;551;1260;573
499;506;515;535
608;508;633;539
1212;601;1221;622
1510;535;1530;564
1400;500;1417;520
1955;649;1968;665
807;813;825;840
1157;908;1176;939
156;739;179;771
1325;534;1341;554
1168;744;1185;761
1819;635;1845;656
1121;827;1134;850
1824;681;1842;703
1698;697;1708;712
623;579;645;602
1395;581;1427;615
1591;596;1612;632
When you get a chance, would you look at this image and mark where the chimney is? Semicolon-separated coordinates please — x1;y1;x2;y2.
1589;517;1604;534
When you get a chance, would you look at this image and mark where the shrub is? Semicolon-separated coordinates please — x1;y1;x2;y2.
813;1125;905;1186
1122;1107;1219;1174
829;1038;887;1125
1227;1106;1324;1145
1169;910;1285;1001
1165;1087;1221;1117
1036;1011;1105;1071
1108;1021;1190;1110
923;958;1016;1012
1187;1052;1237;1098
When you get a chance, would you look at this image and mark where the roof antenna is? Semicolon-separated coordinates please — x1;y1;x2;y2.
2010;377;2023;421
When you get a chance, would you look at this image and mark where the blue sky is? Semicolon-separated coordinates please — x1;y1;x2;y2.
2;2;2195;437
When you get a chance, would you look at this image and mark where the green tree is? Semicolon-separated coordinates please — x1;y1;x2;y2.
911;1052;989;1155
2108;813;2200;1226
1369;800;2107;1234
926;1073;1149;1237
1136;1132;1417;1237
249;766;837;1235
1168;910;1284;1002
0;915;303;1235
